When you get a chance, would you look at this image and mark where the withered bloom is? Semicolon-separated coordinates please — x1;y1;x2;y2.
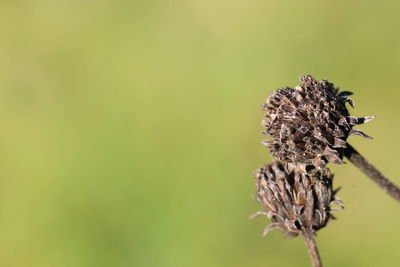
253;161;342;238
262;75;374;168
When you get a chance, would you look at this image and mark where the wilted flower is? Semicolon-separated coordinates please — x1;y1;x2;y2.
262;75;374;168
252;161;342;238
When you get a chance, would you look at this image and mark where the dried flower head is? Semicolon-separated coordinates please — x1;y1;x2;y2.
252;161;342;238
262;75;374;168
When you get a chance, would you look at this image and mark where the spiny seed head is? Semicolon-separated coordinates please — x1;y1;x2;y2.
253;161;342;238
262;75;374;168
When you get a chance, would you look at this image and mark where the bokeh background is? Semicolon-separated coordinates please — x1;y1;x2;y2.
0;0;400;266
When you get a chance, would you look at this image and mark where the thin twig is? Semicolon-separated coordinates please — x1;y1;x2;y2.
344;143;400;202
301;229;322;267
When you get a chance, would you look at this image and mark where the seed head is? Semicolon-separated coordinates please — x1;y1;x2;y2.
252;161;342;238
262;75;374;168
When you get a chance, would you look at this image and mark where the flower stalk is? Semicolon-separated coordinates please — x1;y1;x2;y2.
344;143;400;202
302;229;322;267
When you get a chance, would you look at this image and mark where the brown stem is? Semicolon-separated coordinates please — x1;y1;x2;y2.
344;143;400;202
302;229;322;267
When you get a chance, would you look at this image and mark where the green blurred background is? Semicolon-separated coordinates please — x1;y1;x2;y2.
0;0;399;266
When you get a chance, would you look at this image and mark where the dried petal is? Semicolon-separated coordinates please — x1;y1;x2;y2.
338;91;353;97
349;129;373;139
333;138;347;148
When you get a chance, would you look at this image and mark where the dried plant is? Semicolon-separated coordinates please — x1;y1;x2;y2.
262;75;374;168
253;75;400;267
252;161;342;267
253;161;342;238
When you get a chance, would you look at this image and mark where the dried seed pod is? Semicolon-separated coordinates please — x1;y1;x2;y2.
263;75;374;168
252;161;342;238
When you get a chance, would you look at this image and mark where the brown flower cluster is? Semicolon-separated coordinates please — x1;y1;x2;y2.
262;75;374;168
253;161;342;237
253;75;372;237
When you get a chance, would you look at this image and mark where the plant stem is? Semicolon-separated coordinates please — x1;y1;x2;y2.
302;229;322;267
344;143;400;202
